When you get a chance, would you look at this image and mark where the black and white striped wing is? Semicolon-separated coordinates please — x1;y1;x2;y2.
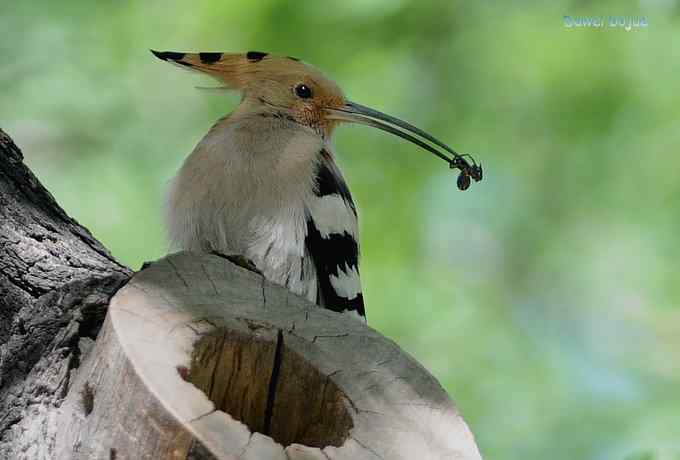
305;150;365;319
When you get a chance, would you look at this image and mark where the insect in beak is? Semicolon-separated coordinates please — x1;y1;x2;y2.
325;101;483;191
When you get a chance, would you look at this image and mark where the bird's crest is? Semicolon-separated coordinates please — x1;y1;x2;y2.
151;50;329;91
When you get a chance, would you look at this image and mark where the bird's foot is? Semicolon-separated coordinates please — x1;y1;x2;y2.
211;252;262;275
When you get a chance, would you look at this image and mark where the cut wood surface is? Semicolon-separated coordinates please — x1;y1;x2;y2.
57;252;482;459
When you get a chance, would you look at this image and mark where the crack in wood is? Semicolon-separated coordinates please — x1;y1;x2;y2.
312;333;349;343
201;263;219;295
186;409;217;424
196;318;219;329
351;435;383;459
261;276;267;306
165;258;189;288
355;369;379;378
263;329;284;436
354;408;384;417
235;317;270;332
185;323;200;335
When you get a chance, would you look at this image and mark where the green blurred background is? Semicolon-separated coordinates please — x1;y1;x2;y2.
2;1;678;458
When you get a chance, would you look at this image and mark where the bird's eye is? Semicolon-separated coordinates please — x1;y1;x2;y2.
294;84;313;99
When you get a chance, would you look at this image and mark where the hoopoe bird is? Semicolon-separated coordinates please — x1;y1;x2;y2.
152;50;482;322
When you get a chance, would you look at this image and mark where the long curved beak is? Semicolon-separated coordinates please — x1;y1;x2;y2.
325;101;482;190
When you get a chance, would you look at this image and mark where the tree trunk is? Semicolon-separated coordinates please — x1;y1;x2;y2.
0;129;131;458
0;129;482;459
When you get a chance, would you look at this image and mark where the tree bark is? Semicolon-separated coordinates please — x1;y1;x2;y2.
0;129;131;459
0;129;482;459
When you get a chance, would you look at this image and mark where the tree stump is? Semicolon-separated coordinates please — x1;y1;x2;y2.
56;252;482;459
0;129;482;459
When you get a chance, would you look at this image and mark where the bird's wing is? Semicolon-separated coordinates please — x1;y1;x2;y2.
305;149;365;320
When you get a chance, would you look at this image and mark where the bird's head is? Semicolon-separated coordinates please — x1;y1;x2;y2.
151;50;482;190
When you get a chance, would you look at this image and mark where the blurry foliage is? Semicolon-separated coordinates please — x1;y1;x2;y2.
2;1;679;459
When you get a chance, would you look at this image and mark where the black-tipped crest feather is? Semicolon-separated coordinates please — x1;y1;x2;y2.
150;50;186;62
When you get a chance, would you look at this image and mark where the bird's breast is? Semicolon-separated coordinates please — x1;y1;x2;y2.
165;114;324;301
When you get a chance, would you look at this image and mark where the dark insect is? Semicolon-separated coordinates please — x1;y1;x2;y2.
457;171;471;191
450;153;483;191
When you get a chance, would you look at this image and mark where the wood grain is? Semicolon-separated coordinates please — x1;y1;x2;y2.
56;252;482;459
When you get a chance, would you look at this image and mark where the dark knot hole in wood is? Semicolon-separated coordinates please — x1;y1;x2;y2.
186;328;353;448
